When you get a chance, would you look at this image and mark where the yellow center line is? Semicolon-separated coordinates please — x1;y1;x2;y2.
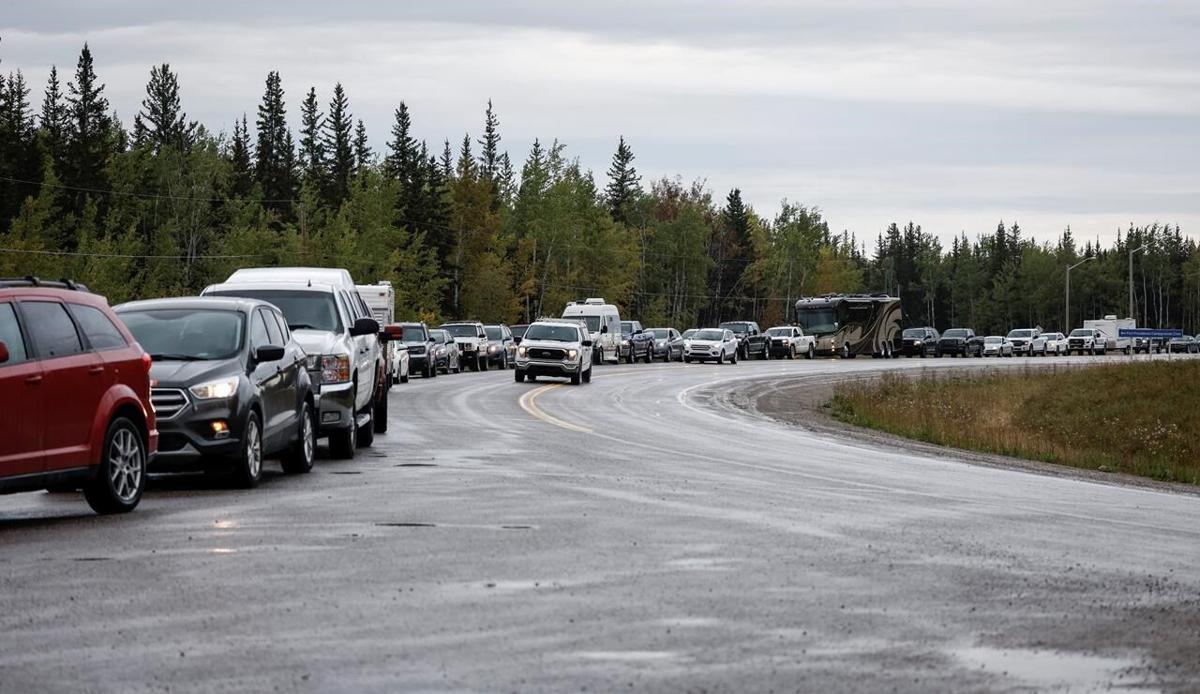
518;384;594;433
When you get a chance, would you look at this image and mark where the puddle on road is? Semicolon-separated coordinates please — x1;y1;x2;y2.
375;522;437;528
952;647;1155;692
72;557;111;562
328;471;363;475
394;463;437;468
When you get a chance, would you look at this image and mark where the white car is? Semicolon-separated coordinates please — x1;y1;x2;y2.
982;335;1013;357
683;328;740;364
390;342;409;384
1041;332;1067;356
765;325;816;359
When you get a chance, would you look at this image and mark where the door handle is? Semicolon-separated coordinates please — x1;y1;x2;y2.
25;374;43;385
89;365;105;375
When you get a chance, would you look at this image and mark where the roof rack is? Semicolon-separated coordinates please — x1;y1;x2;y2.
0;276;91;292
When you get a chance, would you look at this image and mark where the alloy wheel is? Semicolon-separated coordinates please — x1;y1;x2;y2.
108;428;144;504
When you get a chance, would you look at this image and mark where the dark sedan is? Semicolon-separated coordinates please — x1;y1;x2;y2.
900;327;940;357
115;297;316;487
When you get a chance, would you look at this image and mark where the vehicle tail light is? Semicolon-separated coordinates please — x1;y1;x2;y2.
142;351;153;372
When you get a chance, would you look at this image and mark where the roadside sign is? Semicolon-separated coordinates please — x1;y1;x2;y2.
1119;328;1183;339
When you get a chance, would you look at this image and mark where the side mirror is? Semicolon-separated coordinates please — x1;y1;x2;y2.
350;317;380;337
0;340;8;364
601;325;609;334
428;337;437;343
634;328;643;335
513;336;522;345
381;324;404;342
582;339;593;347
255;344;286;362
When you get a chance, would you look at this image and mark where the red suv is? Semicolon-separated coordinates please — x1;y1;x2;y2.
0;278;158;514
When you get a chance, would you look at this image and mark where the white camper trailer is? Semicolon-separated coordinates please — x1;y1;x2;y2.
562;298;621;364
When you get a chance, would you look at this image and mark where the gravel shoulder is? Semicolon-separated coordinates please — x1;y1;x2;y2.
716;363;1200;498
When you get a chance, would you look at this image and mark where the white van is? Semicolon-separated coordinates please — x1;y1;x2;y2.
562;298;620;364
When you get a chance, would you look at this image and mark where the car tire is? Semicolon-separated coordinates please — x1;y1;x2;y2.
329;420;356;459
731;350;739;365
281;401;315;474
83;417;147;514
684;356;692;364
571;372;581;385
423;364;433;378
514;369;525;383
717;351;725;365
373;387;389;434
806;345;815;359
583;366;592;383
229;411;263;489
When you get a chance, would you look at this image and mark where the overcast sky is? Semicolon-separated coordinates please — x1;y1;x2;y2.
4;1;1199;247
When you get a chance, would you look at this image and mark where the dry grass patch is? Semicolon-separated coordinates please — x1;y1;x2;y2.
830;361;1200;484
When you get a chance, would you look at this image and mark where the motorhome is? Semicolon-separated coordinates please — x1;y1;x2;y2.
562;298;621;363
794;294;903;358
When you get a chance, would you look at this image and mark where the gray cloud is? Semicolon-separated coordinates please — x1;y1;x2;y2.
2;1;1198;244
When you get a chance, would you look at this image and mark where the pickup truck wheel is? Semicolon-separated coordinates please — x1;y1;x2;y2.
583;366;592;383
356;411;374;448
83;417;147;514
228;412;263;489
282;402;315;474
571;372;582;385
479;357;489;372
684;356;692;364
806;345;815;359
329;421;356;460
514;369;525;383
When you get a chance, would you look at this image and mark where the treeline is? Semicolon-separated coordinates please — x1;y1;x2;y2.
2;44;1199;333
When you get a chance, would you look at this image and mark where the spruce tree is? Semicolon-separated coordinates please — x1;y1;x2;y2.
384;102;417;182
38;66;68;169
229;114;254;197
604;135;641;224
353;119;371;173
138;63;194;152
253;70;296;212
321;82;354;206
477;99;501;180
0;70;39;223
440;139;454;181
297;86;324;187
64;43;115;206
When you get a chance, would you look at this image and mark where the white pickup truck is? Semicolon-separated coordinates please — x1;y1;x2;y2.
1083;316;1135;355
765;325;817;359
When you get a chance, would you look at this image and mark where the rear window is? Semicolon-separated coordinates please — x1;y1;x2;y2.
71;303;128;350
22;301;84;358
766;327;792;336
720;322;750;334
903;328;926;338
943;329;969;338
485;326;504;340
401;325;427;343
0;303;29;364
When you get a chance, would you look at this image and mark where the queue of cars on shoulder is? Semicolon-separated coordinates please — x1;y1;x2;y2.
4;278;1198;517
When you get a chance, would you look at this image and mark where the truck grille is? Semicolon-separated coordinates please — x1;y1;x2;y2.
151;388;188;420
530;347;565;360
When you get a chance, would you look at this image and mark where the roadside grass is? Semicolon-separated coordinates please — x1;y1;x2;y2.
830;361;1200;485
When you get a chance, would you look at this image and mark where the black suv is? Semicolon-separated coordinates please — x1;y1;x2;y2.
719;321;769;360
619;320;654;363
116;297;316;487
900;327;940;357
937;328;979;357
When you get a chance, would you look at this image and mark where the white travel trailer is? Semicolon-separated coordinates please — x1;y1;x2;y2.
1083;315;1135;354
357;281;395;325
562;298;621;364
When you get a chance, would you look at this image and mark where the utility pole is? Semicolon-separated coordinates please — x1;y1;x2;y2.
1129;243;1147;322
1065;256;1096;332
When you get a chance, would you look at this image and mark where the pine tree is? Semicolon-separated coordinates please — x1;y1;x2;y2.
477;99;501;180
353;119;371;173
1;70;40;224
38;66;68;170
297;86;324;187
253;70;296;213
604;135;641;224
321;82;354;206
64;43;115;211
138;63;194;152
229;114;254;197
384;102;417;182
440;139;454;181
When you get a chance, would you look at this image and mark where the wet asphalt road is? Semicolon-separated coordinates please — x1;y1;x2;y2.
2;354;1199;693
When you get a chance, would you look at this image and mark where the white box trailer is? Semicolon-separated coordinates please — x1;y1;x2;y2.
358;282;407;383
1083;315;1135;354
562;298;621;364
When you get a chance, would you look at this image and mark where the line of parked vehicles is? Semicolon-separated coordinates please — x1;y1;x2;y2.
4;276;1196;517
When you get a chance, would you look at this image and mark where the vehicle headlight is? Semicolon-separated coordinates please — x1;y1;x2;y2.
317;354;351;384
189;376;239;400
517;346;528;357
566;349;579;361
489;345;500;352
622;339;631;346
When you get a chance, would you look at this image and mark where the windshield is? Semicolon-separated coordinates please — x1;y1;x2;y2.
766;327;792;336
1008;329;1034;338
943;329;969;338
208;289;341;333
719;322;749;334
693;329;725;341
796;308;836;335
681;329;698;339
984;336;1003;343
484;326;504;340
620;321;635;333
524;324;580;342
903;328;926;338
573;316;602;332
121;309;244;361
442;324;479;338
649;328;671;339
1070;329;1091;337
429;330;449;343
511;325;528;339
400;325;427;343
